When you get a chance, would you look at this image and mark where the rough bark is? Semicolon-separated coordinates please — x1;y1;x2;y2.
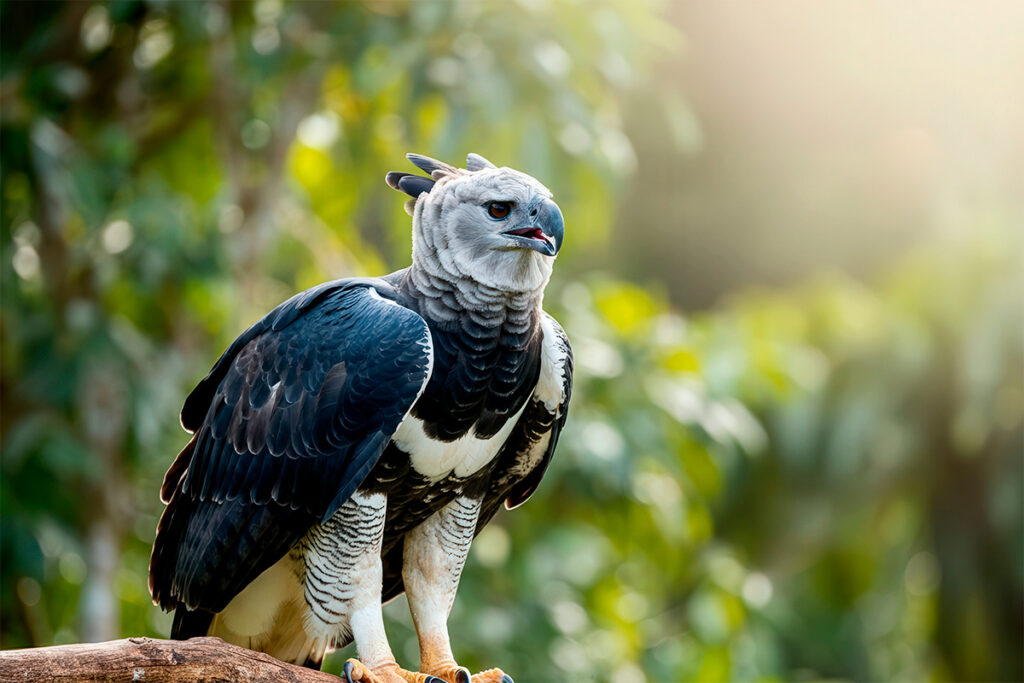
0;637;339;682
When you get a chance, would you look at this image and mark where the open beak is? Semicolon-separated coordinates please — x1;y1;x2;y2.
502;226;556;256
501;198;564;256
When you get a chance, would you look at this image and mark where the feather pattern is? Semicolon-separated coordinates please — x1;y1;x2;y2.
367;311;572;609
152;153;573;670
150;279;432;612
483;313;572;517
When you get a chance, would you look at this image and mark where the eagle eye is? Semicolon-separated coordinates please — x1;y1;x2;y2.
487;201;513;220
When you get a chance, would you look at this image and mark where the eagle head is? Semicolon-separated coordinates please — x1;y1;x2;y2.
386;153;564;293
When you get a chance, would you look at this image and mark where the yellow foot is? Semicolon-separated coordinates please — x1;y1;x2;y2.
425;665;513;683
471;668;513;683
343;658;446;683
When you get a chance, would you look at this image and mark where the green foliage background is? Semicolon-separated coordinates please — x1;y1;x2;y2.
1;2;1021;681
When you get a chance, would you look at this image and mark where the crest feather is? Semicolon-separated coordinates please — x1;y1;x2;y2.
385;171;435;199
406;153;458;177
386;152;499;210
466;153;496;171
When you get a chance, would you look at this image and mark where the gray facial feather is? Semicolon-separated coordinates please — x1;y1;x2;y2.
396;154;559;299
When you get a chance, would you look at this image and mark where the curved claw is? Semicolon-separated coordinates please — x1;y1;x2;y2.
425;678;445;683
501;677;514;683
343;661;357;683
455;669;471;683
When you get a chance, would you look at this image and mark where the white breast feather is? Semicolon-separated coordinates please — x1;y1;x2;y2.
394;400;530;481
396;314;568;483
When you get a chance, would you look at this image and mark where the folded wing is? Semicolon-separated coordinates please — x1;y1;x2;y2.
150;279;432;613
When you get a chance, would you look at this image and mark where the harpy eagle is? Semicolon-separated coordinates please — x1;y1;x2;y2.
149;153;573;683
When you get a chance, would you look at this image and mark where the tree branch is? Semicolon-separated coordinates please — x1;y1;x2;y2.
0;636;339;682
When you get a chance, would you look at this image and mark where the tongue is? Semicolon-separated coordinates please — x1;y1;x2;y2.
509;227;546;240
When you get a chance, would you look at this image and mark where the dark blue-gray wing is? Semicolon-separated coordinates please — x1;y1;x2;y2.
477;314;572;531
149;279;432;613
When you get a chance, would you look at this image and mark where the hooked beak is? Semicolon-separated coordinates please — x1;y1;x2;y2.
501;198;564;257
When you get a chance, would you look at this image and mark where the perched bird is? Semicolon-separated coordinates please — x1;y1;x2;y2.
149;153;573;683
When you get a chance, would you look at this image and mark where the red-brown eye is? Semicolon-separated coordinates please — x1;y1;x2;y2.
487;201;512;219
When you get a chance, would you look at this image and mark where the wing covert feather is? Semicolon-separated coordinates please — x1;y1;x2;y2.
474;313;573;536
150;279;432;612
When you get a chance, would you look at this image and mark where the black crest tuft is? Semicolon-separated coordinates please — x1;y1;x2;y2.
385;171;435;198
385;153;487;210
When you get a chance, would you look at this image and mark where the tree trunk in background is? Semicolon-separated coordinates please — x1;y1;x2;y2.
77;365;131;642
79;520;119;643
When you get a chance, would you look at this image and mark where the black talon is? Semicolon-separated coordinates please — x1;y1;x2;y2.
502;676;514;683
455;669;471;683
343;661;356;683
425;678;445;683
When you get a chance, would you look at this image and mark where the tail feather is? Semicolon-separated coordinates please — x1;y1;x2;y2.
171;604;215;639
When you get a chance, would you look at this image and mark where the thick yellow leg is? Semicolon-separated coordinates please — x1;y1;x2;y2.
343;658;445;683
418;637;510;683
402;499;515;683
422;664;511;683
